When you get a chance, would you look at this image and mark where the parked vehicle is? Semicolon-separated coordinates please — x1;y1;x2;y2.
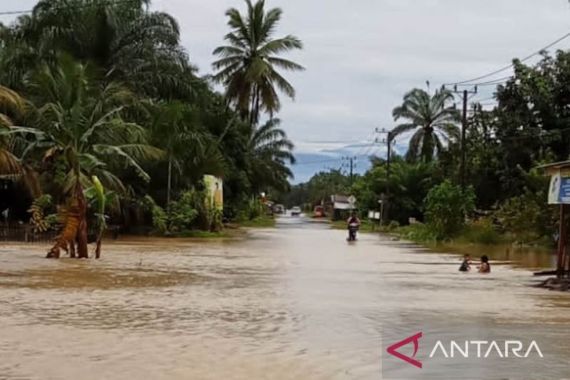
291;206;302;216
313;205;325;218
273;204;285;214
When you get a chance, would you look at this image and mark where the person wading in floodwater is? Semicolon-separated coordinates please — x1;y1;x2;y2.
459;254;471;272
478;255;491;273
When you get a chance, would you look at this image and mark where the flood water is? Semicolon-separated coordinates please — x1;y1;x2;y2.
1;216;570;379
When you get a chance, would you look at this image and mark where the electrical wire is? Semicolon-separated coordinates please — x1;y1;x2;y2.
292;158;343;166
444;31;570;86
454;76;512;87
474;96;496;103
294;153;376;167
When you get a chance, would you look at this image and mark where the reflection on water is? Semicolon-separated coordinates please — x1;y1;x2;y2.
0;217;569;379
437;242;558;270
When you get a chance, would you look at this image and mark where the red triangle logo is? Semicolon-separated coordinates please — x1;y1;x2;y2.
386;332;423;368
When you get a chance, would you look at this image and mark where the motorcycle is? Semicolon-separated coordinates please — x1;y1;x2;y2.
347;222;359;242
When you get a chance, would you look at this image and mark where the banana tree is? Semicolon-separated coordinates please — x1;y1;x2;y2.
86;175;112;259
2;56;162;258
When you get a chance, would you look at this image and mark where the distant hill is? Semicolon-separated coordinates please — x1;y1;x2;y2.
288;152;370;184
288;140;407;184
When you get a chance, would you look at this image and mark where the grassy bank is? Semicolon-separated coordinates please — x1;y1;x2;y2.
330;219;379;233
173;230;232;238
141;217;276;239
392;222;555;249
237;216;276;228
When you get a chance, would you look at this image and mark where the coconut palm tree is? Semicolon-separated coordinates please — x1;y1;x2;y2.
247;118;295;192
147;101;214;207
2;55;162;258
392;88;460;162
212;0;304;125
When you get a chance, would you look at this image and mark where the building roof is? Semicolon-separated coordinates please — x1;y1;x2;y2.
537;161;570;175
331;194;350;203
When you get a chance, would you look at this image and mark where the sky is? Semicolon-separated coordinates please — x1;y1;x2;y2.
2;0;570;182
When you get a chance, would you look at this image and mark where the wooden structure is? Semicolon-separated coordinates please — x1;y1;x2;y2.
330;194;356;221
538;161;570;278
0;223;58;243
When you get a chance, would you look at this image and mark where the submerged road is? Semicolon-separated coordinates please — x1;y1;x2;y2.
1;215;570;379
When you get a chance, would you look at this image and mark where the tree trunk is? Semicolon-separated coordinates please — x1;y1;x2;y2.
46;181;88;259
95;239;102;259
75;183;89;259
249;85;260;127
167;154;172;209
422;129;435;162
69;241;76;258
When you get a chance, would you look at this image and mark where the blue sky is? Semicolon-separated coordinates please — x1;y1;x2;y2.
2;0;570;183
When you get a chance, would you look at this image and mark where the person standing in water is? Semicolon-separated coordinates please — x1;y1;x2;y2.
459;254;471;272
478;255;491;273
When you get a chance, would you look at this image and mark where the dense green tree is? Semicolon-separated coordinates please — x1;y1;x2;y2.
1;0;195;99
0;85;27;177
492;52;570;198
278;170;352;211
352;157;439;224
424;180;475;239
146;101;205;206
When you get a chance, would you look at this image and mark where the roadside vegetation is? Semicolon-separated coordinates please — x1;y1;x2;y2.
286;51;570;248
0;0;301;256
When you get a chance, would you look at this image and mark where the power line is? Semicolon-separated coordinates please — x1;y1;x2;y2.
0;10;29;16
360;141;378;157
474;96;496;103
454;76;512;87
444;31;570;86
293;158;342;166
294;154;373;167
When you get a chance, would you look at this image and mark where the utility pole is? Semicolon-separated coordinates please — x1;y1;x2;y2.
375;128;396;224
451;85;477;191
342;156;356;186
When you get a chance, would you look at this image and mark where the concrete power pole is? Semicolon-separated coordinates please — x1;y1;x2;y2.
451;85;477;191
375;128;396;224
342;156;357;186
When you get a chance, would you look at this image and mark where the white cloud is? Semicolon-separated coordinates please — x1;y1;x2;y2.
3;0;570;167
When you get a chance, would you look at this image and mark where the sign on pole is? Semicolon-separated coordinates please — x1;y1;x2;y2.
549;172;570;204
347;195;356;208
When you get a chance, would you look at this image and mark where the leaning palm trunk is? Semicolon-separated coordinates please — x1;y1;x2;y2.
47;182;89;259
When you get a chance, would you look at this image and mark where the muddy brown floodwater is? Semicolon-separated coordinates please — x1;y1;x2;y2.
1;216;570;380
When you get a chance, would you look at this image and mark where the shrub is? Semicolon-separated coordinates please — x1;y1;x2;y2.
168;191;199;232
144;196;168;233
245;197;264;220
424;180;475;240
397;223;439;243
461;218;501;245
494;191;555;243
388;220;400;231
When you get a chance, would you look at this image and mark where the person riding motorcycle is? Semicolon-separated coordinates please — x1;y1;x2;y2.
346;212;361;241
347;212;361;227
